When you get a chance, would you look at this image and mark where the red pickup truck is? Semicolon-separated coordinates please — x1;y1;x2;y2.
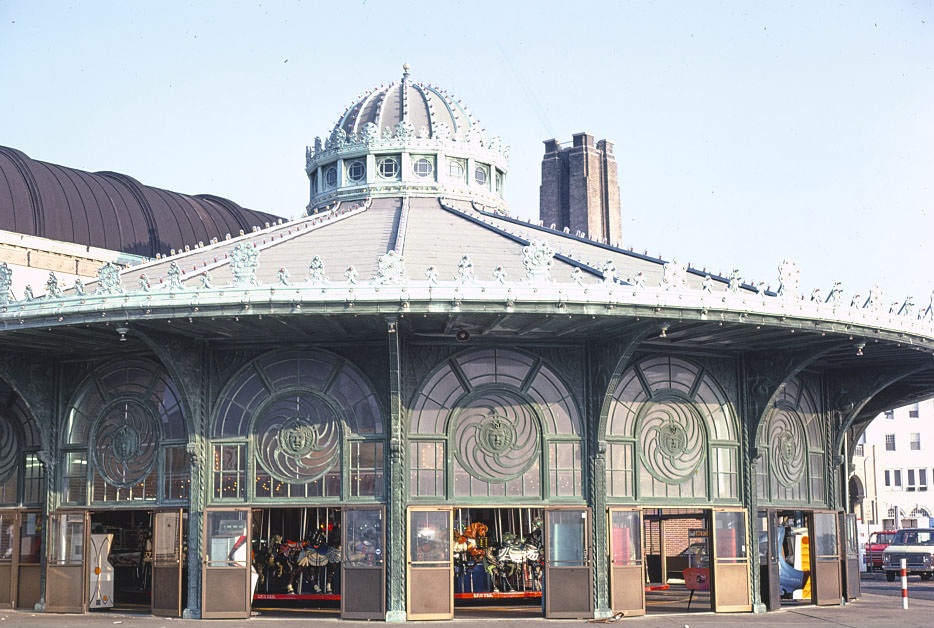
865;530;896;571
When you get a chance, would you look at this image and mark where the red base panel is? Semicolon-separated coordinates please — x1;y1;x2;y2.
454;591;543;599
645;584;670;591
253;594;341;600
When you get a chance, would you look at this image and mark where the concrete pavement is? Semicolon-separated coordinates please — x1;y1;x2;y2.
2;588;932;628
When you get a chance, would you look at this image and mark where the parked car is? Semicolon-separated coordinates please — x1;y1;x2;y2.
882;528;934;581
865;530;896;572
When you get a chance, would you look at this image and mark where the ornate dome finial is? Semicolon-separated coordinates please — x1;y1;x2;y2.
402;63;410;79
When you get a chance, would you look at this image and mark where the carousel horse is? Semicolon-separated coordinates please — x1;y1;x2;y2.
495;532;530;591
257;534;292;590
454;522;488;569
523;520;544;590
287;529;330;594
482;543;505;591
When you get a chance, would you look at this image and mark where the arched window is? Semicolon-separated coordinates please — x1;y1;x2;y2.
604;356;741;503
754;376;825;506
0;395;44;506
408;348;583;501
61;359;189;505
210;350;384;501
911;507;931;519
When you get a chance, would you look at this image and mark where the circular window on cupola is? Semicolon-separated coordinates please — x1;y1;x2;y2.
347;160;366;182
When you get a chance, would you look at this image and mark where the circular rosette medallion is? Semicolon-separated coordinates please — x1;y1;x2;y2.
90;398;159;488
638;396;706;484
451;390;540;482
254;392;340;483
0;417;19;484
767;406;806;487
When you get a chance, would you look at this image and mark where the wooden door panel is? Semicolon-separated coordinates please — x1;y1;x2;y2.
0;511;17;608
45;512;87;613
341;506;385;620
812;510;841;606
201;509;251;619
843;513;860;601
152;510;184;617
16;512;41;610
0;563;11;607
766;510;781;611
544;508;592;619
16;565;40;609
406;507;453;620
712;508;751;613
608;508;644;616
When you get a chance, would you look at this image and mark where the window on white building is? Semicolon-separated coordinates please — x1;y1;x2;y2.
910;403;920;418
894;469;903;487
908;469;916;491
921;469;928;491
885;410;895;420
911;433;922;450
885;470;891;486
886;434;896;451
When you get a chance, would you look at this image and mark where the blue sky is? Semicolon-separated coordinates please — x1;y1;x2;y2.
1;1;931;303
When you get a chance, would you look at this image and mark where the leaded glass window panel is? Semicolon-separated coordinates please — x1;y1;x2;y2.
255;468;340;498
639;357;699;396
755;376;825;507
0;395;41;507
214;444;245;499
0;474;14;504
605;356;740;503
63;452;87;504
607;442;634;498
409;348;583;501
809;452;825;503
549;442;581;497
163;446;190;501
211;349;384;502
409;441;444;498
0;415;20;504
712;446;738;500
452;459;541;498
693;380;736;441
92;468;157;502
527;367;581;436
455;348;534;389
61;358;188;505
350;441;383;497
754;455;768;501
606;370;642;436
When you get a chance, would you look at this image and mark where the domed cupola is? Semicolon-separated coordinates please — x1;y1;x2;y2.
305;64;509;213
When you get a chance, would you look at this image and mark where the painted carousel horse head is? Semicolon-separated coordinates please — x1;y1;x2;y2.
454;521;489;561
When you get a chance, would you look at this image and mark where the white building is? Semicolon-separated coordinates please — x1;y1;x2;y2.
852;399;934;543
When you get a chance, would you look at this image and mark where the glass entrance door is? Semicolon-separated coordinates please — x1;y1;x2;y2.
711;508;751;612
544;508;592;618
842;513;860;600
152;509;186;617
342;506;385;619
202;508;251;619
45;511;88;613
406;507;453;620
812;510;841;605
608;508;644;616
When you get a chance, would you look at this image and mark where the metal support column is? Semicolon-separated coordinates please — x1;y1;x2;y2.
385;317;407;622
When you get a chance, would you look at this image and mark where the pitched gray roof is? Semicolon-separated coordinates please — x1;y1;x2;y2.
112;195;757;294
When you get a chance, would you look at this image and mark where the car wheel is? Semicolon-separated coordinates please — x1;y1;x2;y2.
886;572;896;582
921;573;932;581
